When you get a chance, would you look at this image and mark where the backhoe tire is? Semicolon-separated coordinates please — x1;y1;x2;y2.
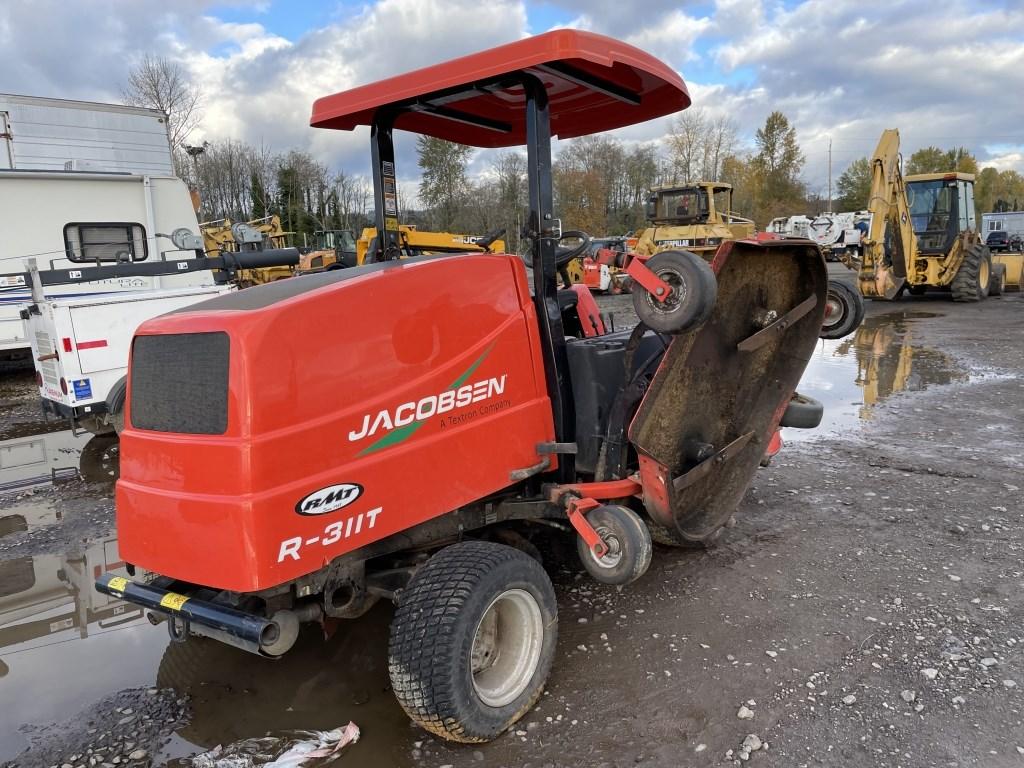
989;263;1007;296
819;279;864;339
576;504;653;585
632;250;716;334
951;243;991;302
388;541;557;743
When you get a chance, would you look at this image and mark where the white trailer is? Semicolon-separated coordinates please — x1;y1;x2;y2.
0;171;213;356
0;94;173;175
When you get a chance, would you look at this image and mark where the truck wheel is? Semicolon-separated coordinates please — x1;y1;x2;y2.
576;504;652;585
79;434;120;483
388;541;557;743
819;279;864;339
989;264;1007;296
951;243;991;302
632;250;716;333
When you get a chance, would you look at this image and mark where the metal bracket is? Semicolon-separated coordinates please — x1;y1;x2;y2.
737;294;817;353
537;442;577;455
625;255;674;304
565;496;608;557
673;431;755;492
509;456;550;482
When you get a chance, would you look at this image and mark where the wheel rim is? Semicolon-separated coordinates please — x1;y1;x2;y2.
471;588;544;708
979;258;990;290
587;524;623;568
644;267;685;316
822;294;844;329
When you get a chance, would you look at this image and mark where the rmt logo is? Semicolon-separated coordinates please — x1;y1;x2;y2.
295;483;363;516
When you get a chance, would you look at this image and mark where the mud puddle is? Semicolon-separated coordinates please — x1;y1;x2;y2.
0;419;417;766
787;310;977;440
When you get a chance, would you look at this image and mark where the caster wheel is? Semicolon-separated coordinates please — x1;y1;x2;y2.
577;505;653;585
632;250;716;333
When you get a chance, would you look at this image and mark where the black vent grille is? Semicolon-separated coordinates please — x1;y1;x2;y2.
130;332;230;434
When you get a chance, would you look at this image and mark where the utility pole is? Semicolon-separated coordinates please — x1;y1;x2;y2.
827;137;833;214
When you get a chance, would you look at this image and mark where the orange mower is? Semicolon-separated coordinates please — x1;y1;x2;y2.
97;31;827;742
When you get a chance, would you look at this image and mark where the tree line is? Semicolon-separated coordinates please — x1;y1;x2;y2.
123;56;1022;250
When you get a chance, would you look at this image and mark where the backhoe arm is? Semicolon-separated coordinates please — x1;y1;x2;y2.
859;129;917;299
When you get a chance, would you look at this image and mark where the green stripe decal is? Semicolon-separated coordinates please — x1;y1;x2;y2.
357;342;496;457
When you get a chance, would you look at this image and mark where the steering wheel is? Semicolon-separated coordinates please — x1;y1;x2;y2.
555;230;591;267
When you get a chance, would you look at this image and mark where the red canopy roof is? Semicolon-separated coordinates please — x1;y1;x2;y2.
310;30;690;148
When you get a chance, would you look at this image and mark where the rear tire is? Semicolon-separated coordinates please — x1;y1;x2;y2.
819;279;864;339
632;250;716;334
951;243;991;302
989;263;1006;296
388;541;557;743
576;504;652;585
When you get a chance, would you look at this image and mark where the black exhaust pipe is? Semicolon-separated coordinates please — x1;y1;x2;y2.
96;572;277;656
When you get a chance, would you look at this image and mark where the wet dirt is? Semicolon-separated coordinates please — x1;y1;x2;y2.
2;288;1024;767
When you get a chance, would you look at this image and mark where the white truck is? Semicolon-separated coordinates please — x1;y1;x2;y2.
11;176;298;435
0;93;179;358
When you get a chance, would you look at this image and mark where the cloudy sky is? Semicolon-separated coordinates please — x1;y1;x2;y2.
1;0;1022;195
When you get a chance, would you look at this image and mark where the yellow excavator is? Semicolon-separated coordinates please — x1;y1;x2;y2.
353;225;506;265
633;181;755;258
859;129;1008;301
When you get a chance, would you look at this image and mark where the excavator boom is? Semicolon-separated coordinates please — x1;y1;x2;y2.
859;129;916;299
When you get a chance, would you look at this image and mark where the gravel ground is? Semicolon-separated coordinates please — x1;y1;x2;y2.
1;281;1023;767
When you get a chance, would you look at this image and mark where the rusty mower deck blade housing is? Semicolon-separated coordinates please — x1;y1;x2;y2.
630;239;827;540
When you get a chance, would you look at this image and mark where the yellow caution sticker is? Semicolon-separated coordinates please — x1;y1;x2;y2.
385;217;399;230
107;576;129;594
159;592;190;611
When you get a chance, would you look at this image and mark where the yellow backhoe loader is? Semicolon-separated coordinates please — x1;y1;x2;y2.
859;129;1013;301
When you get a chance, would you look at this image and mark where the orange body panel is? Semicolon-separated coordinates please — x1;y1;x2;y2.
116;255;555;592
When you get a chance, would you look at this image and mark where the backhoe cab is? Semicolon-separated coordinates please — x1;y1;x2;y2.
97;31;827;743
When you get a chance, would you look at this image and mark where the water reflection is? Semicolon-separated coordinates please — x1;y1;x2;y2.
790;311;969;439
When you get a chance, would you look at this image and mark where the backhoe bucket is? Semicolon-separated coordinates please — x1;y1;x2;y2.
629;239;827;540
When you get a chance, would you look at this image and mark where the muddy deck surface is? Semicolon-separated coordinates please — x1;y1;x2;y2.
2;267;1023;767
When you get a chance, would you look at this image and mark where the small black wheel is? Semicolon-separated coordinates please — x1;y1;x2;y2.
989;263;1006;296
631;250;716;334
819;279;865;339
388;541;557;743
779;393;824;429
576;505;653;585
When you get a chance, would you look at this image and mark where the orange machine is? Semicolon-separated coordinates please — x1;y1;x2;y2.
99;31;826;743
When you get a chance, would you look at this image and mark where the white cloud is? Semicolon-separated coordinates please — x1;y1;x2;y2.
0;0;1021;193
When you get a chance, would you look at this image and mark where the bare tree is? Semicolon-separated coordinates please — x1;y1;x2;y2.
121;54;202;149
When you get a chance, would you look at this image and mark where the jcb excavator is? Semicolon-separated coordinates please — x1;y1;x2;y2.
859;129;1002;301
354;224;506;265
